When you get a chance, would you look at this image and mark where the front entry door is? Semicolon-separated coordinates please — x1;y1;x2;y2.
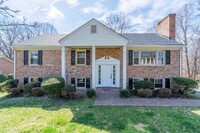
101;65;113;87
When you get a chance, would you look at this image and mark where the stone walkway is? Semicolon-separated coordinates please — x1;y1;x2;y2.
94;89;200;107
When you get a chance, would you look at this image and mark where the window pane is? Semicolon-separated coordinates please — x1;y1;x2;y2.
77;78;85;87
77;51;85;64
155;79;163;88
134;52;139;57
158;51;164;65
30;51;38;64
134;58;139;64
91;25;96;33
141;51;156;65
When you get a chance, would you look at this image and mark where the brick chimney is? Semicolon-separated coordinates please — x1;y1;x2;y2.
157;14;176;40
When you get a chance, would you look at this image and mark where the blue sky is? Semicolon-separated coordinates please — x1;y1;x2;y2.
7;0;189;33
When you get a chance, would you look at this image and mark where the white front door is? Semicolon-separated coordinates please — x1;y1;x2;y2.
101;65;113;87
95;56;120;88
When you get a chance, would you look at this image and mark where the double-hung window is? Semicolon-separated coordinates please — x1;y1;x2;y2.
77;78;85;87
154;79;163;88
133;51;139;65
77;51;86;65
157;51;164;65
30;51;38;65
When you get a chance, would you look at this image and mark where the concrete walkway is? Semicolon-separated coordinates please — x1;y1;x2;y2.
94;89;200;107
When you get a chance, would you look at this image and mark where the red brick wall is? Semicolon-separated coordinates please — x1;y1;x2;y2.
127;50;180;79
0;58;13;75
16;50;61;85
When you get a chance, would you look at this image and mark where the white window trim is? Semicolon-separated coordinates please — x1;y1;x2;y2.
76;50;86;66
76;77;86;89
133;50;165;66
29;50;39;66
154;78;164;89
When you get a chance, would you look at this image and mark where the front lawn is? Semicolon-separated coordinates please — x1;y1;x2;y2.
0;94;200;132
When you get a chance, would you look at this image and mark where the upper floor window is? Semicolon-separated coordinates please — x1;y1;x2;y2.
77;51;86;65
141;51;156;65
30;51;38;65
133;51;165;65
91;25;97;33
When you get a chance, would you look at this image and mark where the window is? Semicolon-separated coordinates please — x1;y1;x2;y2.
30;51;38;65
77;51;86;65
77;78;85;87
133;51;139;64
91;25;97;33
113;65;116;84
30;77;38;83
154;79;163;88
158;51;164;65
141;51;156;65
133;51;165;66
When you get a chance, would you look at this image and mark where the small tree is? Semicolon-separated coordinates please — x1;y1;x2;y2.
172;77;198;92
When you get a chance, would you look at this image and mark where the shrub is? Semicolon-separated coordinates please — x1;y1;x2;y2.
0;79;19;92
0;74;13;83
23;81;41;94
157;88;172;98
31;87;44;97
9;88;20;97
120;89;130;98
86;88;96;99
173;77;198;92
134;80;153;89
41;77;65;96
61;84;76;99
137;89;153;98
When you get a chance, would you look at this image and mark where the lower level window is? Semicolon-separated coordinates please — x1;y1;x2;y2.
77;78;85;87
30;77;38;82
154;79;163;88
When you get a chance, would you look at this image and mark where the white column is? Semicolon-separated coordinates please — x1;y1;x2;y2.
180;47;183;77
61;46;66;81
13;50;16;79
92;46;96;89
122;46;127;89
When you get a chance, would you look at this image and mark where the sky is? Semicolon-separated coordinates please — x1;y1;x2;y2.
6;0;190;34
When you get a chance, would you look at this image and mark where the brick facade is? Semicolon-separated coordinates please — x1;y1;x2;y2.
16;49;180;88
16;50;61;85
0;57;13;75
127;50;180;79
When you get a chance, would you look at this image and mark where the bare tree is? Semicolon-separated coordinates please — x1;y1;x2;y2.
146;23;157;33
0;0;19;18
176;4;194;78
104;12;133;34
0;20;58;60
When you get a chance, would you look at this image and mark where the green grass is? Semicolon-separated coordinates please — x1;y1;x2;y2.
0;94;200;133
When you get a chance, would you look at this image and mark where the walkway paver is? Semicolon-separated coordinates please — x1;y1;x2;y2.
94;89;200;107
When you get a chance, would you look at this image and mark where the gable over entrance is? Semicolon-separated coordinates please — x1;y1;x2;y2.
59;19;129;47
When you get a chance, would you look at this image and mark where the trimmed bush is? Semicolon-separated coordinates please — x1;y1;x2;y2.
137;89;153;98
0;74;13;83
9;88;20;97
61;84;76;99
0;79;19;92
134;80;153;89
41;77;65;96
157;88;172;98
173;77;198;92
23;81;41;94
86;88;96;99
31;87;44;97
120;89;130;98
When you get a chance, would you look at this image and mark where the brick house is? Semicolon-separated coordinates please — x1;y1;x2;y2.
12;14;183;89
0;56;14;75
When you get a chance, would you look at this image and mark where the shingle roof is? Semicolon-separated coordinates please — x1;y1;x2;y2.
12;34;66;46
12;33;183;47
122;33;182;45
